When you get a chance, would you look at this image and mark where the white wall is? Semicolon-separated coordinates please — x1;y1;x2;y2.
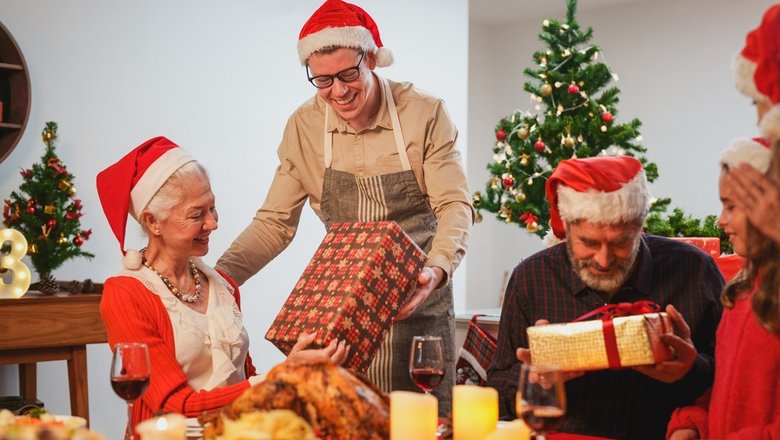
466;0;774;310
0;1;468;438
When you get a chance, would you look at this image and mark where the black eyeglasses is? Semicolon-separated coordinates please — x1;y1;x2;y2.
306;51;364;89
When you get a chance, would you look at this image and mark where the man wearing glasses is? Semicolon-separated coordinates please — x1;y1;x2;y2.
217;0;473;415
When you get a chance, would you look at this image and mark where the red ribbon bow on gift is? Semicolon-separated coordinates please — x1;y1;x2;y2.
572;300;661;322
572;300;665;370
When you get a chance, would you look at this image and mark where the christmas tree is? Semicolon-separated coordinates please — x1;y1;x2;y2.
474;0;658;238
2;121;93;293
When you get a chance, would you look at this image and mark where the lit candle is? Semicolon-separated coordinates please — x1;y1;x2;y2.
453;385;499;440
136;413;187;440
391;391;438;440
485;420;531;440
0;228;31;299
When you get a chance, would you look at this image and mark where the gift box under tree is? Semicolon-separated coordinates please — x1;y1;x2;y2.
527;301;673;371
265;221;426;373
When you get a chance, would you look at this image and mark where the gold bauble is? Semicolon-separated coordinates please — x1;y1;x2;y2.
515;192;527;202
563;136;575;148
68;186;77;196
517;127;529;140
44;205;56;215
540;84;552;96
475;211;483;224
526;221;539;233
57;234;68;245
520;157;529;166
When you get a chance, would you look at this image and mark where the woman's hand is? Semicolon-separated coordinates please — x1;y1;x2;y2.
668;428;699;440
286;332;349;366
729;163;780;245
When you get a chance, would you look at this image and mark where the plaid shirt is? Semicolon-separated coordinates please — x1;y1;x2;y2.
486;234;723;440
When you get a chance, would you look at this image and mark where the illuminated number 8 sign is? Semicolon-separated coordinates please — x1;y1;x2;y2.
0;228;32;298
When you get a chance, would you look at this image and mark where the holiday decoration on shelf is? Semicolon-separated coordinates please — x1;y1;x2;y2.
2;122;94;294
474;0;659;237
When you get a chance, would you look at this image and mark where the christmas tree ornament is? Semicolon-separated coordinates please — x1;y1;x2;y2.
601;111;613;123
502;174;515;189
520;153;530;166
20;169;32;179
490;177;500;190
563;135;576;148
526;221;539;233
540;84;552;96
517;127;529;139
496;129;507;141
601;125;608;132
534;139;546;152
2;121;93;293
568;83;580;94
472;192;482;207
475;211;482;224
73;235;84;246
515;192;527;202
555;81;563;88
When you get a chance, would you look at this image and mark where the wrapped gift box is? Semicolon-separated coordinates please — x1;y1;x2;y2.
527;312;673;371
670;237;721;259
265;221;427;373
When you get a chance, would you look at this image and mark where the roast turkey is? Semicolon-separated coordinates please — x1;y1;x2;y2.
202;361;390;439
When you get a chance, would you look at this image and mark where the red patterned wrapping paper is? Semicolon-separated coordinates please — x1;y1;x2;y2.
265;221;427;373
528;309;673;371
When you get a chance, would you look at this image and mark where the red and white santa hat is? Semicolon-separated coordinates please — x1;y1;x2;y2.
545;156;651;239
720;137;772;173
298;0;393;67
96;136;195;255
734;4;780;140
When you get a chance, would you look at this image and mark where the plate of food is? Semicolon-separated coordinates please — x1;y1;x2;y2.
0;409;101;439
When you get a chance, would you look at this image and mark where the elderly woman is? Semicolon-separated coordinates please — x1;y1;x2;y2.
96;137;347;433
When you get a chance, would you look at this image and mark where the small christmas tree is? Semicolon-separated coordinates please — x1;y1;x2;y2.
474;0;658;238
2;121;94;293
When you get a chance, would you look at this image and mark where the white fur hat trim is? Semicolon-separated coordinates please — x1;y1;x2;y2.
297;25;393;67
557;169;651;225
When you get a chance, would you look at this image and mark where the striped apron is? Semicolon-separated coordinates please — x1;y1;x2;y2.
320;78;455;415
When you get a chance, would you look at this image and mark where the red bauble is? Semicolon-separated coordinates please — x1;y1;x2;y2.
601;111;614;123
496;129;507;141
73;235;84;246
502;175;515;189
534;139;546;152
20;169;32;179
46;219;57;229
567;84;580;94
26;206;35;214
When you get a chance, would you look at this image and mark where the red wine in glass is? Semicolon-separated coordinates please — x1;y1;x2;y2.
516;365;566;440
520;405;565;433
111;376;150;401
410;367;445;392
409;335;444;395
111;342;151;440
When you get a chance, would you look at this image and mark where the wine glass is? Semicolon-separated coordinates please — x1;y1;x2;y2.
110;342;151;440
409;335;445;394
516;364;566;440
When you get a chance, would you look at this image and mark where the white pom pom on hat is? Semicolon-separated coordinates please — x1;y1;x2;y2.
297;0;393;67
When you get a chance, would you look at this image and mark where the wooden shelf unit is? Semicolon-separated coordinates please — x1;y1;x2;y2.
0;20;31;163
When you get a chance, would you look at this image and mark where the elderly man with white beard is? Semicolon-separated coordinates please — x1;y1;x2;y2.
486;156;723;440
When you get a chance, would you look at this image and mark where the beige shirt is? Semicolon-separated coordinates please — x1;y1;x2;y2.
218;76;474;285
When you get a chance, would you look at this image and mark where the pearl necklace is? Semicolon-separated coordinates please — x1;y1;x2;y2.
142;255;202;303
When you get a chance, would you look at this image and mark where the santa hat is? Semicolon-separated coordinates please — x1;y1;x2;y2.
720;137;772;173
96;136;195;255
545;156;651;239
734;4;780;140
298;0;393;67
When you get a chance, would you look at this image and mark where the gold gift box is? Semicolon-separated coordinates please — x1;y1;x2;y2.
527;312;673;371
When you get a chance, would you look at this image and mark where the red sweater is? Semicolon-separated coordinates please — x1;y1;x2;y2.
100;270;256;432
667;288;780;439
